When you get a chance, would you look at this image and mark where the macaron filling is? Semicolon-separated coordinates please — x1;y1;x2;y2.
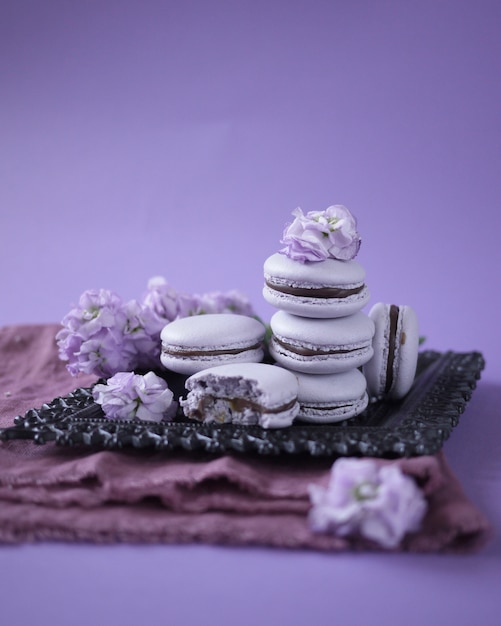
297;392;369;422
271;335;371;357
264;280;365;299
300;396;364;413
384;305;400;394
184;394;299;423
161;342;262;358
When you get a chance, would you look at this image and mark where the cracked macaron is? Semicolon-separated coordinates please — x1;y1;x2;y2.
269;310;375;374
160;313;266;375
180;362;300;429
263;252;369;318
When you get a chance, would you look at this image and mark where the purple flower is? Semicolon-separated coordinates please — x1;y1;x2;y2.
141;277;256;319
93;371;176;422
56;289;165;377
176;292;205;317
195;290;256;317
56;289;137;378
120;299;164;371
58;289;125;339
173;288;257;318
308;458;427;548
142;276;182;323
68;329;137;378
281;205;361;262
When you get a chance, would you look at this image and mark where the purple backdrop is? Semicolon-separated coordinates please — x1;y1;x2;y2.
1;1;500;624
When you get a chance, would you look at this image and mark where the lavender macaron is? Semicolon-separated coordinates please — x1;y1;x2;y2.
269;310;375;374
160;314;265;375
294;369;369;423
180;362;300;429
363;302;419;400
263;252;369;318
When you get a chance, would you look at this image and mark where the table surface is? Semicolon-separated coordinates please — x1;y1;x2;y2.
1;1;500;624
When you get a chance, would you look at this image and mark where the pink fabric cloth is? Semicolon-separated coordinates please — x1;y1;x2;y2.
0;324;492;551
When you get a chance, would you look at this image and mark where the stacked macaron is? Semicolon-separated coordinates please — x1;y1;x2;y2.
159;205;419;429
263;205;375;423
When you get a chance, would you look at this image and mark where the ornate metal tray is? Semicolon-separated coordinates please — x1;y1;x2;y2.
0;350;484;458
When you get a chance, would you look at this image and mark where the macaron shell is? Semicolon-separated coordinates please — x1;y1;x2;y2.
264;252;366;286
270;310;375;344
160;314;265;349
263;253;369;318
293;369;369;423
363;303;419;400
391;305;419;399
269;310;375;374
363;302;390;398
298;392;368;423
262;284;370;318
160;314;265;375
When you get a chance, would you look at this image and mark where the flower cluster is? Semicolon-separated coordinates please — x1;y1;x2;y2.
56;278;256;378
308;458;427;548
143;277;255;319
281;205;361;262
93;371;176;422
55;289;161;378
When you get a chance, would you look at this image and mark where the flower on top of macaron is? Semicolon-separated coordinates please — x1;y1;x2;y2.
280;205;361;263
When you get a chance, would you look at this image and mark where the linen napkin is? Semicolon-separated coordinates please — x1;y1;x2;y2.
0;324;491;552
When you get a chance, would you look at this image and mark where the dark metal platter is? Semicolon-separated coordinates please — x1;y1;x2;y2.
0;350;484;458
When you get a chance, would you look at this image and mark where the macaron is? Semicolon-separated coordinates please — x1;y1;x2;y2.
269;310;375;374
263;252;369;318
294;369;369;423
180;362;300;429
363;302;419;400
160;314;265;375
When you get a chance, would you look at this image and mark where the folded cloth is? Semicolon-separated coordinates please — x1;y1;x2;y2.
0;324;492;552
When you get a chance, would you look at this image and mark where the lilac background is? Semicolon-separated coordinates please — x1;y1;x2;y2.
1;1;500;624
